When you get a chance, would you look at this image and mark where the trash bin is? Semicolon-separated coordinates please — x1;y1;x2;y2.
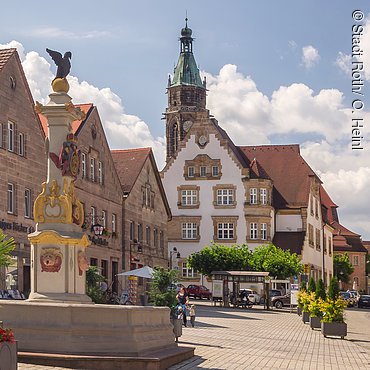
139;293;148;306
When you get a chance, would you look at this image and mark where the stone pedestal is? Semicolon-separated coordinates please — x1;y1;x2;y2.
30;91;89;303
0;301;176;356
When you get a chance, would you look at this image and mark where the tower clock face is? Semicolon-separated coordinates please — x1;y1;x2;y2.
183;120;193;132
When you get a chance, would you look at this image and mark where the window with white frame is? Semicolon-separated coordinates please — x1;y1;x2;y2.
137;223;143;242
98;161;103;185
182;223;197;239
18;132;25;156
353;255;359;266
200;166;206;177
90;206;96;226
250;222;258;239
8;121;14;152
182;262;196;278
101;210;106;228
212;166;219;177
188;166;195;177
81;153;86;178
24;188;31;218
261;223;267;240
7;183;15;214
217;223;234;239
260;188;267;205
112;213;117;234
181;190;198;205
217;189;234;205
90;157;95;181
250;188;257;204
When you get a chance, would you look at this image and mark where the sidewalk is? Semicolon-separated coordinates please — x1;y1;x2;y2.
168;302;370;370
18;302;370;369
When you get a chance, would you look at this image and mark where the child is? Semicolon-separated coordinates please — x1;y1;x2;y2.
190;304;196;327
177;305;184;322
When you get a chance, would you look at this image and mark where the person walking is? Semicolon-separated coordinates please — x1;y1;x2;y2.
190;304;196;327
176;286;189;327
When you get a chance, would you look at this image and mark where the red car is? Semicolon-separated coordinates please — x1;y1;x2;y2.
187;284;212;299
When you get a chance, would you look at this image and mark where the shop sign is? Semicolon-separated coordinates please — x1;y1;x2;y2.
0;220;35;234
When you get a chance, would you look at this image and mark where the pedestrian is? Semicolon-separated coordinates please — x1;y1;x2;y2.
190;304;196;327
176;286;189;327
177;305;184;321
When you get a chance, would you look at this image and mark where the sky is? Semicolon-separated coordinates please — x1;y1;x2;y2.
1;1;370;239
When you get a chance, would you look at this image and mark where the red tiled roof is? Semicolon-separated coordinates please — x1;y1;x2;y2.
249;158;270;179
330;220;359;237
239;145;317;209
0;48;16;72
38;103;93;136
111;148;152;193
272;231;305;255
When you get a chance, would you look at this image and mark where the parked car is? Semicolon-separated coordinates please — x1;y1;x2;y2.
271;293;290;309
240;289;261;304
339;291;355;307
187;284;212;299
358;295;370;309
270;289;283;298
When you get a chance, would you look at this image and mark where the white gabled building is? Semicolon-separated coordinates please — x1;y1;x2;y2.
161;21;333;287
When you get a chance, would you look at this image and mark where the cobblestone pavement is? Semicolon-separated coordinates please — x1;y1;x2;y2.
18;302;370;370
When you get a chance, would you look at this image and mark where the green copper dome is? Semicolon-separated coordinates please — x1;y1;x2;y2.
171;20;204;88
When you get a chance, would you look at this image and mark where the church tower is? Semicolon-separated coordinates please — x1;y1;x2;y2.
165;19;207;162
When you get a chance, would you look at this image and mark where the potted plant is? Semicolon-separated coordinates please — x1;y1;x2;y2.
296;282;306;316
0;324;17;370
149;267;182;341
320;298;347;339
298;291;311;323
307;293;323;330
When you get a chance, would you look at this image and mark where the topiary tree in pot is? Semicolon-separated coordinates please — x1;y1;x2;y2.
315;278;326;301
307;276;316;293
320;297;347;339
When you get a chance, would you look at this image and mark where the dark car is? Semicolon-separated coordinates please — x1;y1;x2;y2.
187;284;212;299
271;293;290;309
270;289;283;298
339;291;354;307
358;295;370;308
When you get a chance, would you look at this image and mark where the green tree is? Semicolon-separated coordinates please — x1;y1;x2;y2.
149;267;179;317
307;277;316;293
0;229;16;267
86;265;106;303
300;281;307;291
251;243;303;279
327;276;340;300
315;278;326;300
187;243;253;276
333;253;354;283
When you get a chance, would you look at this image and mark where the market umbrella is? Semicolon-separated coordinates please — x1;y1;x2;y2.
116;266;154;279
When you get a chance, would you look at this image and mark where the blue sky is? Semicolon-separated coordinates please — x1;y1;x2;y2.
1;1;370;239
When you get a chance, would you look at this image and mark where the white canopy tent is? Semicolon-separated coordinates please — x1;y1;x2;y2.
116;266;154;279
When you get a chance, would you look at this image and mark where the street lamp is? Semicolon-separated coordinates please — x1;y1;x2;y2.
169;247;181;270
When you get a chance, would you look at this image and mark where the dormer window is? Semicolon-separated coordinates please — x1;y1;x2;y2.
188;166;195;177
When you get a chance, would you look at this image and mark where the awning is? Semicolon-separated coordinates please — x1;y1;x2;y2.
116;266;154;279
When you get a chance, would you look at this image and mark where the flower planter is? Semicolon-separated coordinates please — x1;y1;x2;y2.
309;316;321;330
297;306;302;316
171;318;183;342
302;311;310;323
322;322;347;339
0;341;17;370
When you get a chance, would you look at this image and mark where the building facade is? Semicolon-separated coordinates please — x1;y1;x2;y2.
0;49;47;294
161;22;334;287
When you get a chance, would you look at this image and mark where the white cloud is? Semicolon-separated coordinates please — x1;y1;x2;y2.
301;45;320;69
335;52;352;75
28;27;111;40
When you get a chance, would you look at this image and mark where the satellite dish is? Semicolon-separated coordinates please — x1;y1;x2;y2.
99;282;108;292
